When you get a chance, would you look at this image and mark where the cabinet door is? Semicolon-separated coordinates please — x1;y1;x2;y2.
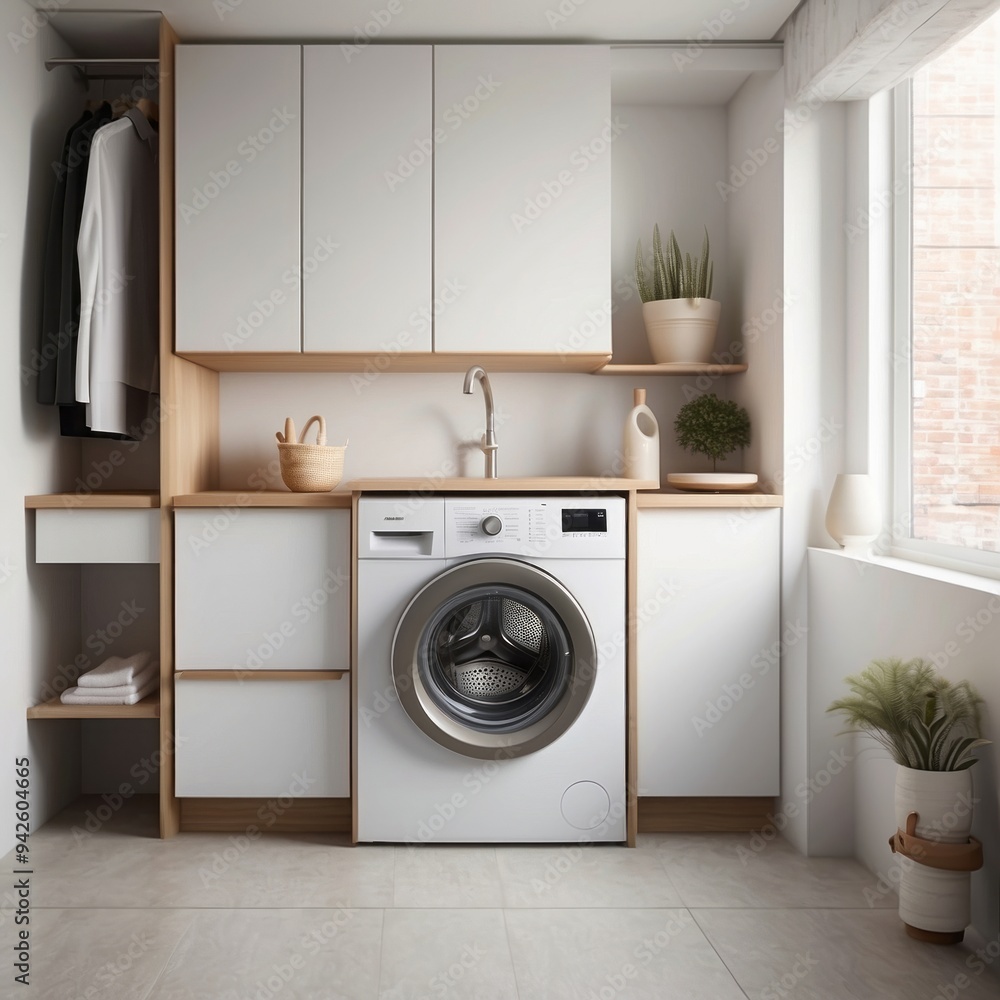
175;45;301;353
175;509;350;671
637;508;780;796
433;46;612;355
302;46;432;353
175;678;349;796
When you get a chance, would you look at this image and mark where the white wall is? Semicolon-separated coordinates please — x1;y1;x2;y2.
0;1;93;855
780;98;849;851
726;69;785;492
809;549;1000;944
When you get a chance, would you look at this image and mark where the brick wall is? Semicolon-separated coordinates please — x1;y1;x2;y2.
911;10;1000;552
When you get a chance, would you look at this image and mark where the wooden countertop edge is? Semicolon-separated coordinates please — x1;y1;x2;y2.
25;491;161;509
636;492;784;508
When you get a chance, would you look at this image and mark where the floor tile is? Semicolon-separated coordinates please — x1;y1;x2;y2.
497;843;681;908
379;908;518;999
693;907;999;1000
393;846;503;907
645;833;898;909
505;908;748;1000
146;908;383;1000
30;831;395;908
15;908;192;999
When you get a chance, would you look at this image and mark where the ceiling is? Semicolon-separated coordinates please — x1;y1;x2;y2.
39;1;802;42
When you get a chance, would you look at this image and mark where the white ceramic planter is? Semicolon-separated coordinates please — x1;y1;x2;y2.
894;766;974;940
825;474;881;552
642;298;720;364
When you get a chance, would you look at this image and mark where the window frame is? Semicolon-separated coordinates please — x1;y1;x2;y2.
889;74;1000;581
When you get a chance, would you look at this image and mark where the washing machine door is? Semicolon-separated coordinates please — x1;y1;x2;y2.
392;558;597;759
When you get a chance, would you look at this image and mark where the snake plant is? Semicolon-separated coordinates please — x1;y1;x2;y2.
827;658;990;771
635;225;714;302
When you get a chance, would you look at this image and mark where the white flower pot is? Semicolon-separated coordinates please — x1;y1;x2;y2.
894;766;975;942
825;474;881;552
642;298;721;364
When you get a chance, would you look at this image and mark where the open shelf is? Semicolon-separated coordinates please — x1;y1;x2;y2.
25;491;160;509
27;693;160;720
173;491;352;508
594;363;748;376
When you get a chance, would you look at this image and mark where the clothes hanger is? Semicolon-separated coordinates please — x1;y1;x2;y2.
136;97;159;123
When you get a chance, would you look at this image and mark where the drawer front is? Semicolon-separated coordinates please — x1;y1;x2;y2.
175;678;349;797
35;509;160;563
175;509;350;672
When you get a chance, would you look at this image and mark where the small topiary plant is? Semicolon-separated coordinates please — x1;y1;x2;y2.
674;393;750;471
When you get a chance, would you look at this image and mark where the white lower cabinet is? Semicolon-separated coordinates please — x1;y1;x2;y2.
174;509;350;672
637;507;780;797
175;678;349;797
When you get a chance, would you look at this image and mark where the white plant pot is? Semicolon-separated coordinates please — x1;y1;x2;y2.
894;766;974;941
825;474;881;552
642;298;721;364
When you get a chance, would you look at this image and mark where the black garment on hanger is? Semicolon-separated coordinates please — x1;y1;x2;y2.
48;103;126;439
36;108;91;405
55;102;111;407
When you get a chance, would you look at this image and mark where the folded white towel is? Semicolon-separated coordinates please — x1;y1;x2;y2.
78;651;154;688
75;662;158;699
61;673;158;706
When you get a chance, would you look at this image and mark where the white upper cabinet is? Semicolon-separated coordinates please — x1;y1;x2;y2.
175;45;301;353
302;46;432;354
433;46;613;356
637;508;780;797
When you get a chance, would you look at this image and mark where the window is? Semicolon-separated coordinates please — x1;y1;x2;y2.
893;10;1000;572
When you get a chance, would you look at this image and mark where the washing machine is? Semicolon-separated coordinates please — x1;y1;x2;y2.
356;495;626;844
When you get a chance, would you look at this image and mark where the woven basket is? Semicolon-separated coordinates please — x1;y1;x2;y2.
277;415;347;493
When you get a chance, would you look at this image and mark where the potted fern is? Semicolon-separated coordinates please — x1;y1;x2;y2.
828;658;990;944
635;225;719;364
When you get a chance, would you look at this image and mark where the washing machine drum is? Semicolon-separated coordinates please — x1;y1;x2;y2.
392;558;598;759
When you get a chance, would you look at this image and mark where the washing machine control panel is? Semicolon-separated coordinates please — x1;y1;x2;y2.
480;515;503;536
445;497;625;559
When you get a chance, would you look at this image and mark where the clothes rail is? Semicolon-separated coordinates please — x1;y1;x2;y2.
45;57;159;81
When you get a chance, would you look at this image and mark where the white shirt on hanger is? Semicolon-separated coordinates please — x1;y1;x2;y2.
75;110;159;436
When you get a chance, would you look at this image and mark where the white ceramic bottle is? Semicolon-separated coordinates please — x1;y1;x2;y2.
623;388;660;483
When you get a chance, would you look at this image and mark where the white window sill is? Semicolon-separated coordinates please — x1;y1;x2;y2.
808;545;1000;598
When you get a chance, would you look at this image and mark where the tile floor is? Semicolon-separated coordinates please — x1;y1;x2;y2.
3;796;997;999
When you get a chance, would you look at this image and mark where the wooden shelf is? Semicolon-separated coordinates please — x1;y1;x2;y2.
27;693;160;720
25;491;160;509
593;363;748;376
177;351;612;374
637;491;783;508
349;476;659;493
173;491;352;508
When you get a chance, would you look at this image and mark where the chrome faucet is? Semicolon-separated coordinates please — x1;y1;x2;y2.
463;365;498;478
